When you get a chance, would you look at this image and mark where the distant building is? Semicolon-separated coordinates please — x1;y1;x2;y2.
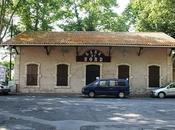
3;32;175;95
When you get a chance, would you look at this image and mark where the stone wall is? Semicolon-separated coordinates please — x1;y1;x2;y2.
14;46;173;95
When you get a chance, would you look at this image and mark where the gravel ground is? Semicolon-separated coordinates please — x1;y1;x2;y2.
0;95;175;130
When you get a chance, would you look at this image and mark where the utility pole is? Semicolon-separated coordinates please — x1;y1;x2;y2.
9;19;13;81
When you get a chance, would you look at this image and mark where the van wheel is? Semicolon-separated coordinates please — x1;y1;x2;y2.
88;91;95;98
158;92;165;98
118;92;125;98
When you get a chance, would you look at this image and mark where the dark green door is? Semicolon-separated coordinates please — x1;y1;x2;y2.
118;65;129;81
86;65;100;85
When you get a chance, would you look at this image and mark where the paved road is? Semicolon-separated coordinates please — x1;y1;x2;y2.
0;95;175;130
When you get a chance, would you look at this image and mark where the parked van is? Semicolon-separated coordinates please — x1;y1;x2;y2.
81;78;129;98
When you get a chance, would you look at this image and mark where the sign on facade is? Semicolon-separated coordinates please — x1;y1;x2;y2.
76;49;111;62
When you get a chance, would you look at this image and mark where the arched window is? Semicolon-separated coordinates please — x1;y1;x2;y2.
148;65;160;87
27;64;38;86
57;64;68;86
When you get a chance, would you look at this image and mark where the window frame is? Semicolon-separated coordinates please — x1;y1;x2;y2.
84;63;102;86
147;64;161;88
116;63;132;83
55;63;70;89
25;62;41;87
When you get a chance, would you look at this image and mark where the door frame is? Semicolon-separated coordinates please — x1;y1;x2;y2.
84;63;102;86
54;62;71;89
116;63;132;80
147;64;161;88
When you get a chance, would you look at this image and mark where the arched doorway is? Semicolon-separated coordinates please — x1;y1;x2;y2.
86;65;100;85
118;65;130;81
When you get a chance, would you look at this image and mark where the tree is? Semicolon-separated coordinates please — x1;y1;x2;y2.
1;0;131;33
125;0;175;37
59;0;129;31
14;0;130;32
17;0;65;31
0;0;22;43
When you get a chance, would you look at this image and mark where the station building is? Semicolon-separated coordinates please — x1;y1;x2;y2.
3;31;175;95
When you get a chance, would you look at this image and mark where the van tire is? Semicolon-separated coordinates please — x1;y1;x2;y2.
118;92;125;98
158;92;165;98
88;91;95;98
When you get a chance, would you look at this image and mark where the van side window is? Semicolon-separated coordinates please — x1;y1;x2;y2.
99;81;108;87
109;80;116;87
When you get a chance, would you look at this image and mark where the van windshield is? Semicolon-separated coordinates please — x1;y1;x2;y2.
88;80;98;86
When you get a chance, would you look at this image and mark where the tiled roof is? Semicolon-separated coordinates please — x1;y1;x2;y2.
3;31;175;47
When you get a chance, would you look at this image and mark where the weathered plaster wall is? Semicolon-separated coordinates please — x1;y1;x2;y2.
14;46;173;95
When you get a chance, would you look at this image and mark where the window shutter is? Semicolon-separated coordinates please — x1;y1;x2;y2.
57;64;68;86
149;65;160;87
27;64;38;86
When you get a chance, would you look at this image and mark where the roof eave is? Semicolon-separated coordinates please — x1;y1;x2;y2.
2;43;175;48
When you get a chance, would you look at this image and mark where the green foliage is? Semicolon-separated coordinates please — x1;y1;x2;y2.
17;0;65;31
6;0;130;33
126;0;175;37
58;0;129;31
0;0;22;43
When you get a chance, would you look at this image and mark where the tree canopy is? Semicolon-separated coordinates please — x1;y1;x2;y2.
125;0;175;37
17;0;65;31
58;0;129;31
2;0;175;39
14;0;129;32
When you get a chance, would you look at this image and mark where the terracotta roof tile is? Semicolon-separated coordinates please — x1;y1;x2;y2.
3;31;175;47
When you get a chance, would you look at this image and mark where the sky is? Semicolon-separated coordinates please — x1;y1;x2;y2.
115;0;130;14
0;0;130;62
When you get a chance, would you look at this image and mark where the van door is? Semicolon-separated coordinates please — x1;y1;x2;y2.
117;80;129;94
95;80;109;95
95;80;117;95
108;80;118;95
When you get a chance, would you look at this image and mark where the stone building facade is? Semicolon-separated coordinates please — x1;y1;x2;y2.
3;32;175;95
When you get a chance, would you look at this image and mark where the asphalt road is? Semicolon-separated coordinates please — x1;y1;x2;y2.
0;95;175;130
